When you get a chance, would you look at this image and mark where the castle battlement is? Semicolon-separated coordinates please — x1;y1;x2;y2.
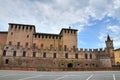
8;23;35;32
93;49;98;52
0;23;115;69
33;33;60;39
78;48;106;53
59;28;78;35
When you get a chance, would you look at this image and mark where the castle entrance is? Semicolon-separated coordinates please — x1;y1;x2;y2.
67;63;73;68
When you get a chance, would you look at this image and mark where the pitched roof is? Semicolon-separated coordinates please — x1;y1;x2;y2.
107;34;111;41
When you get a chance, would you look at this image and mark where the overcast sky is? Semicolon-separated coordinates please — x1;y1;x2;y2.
0;0;120;49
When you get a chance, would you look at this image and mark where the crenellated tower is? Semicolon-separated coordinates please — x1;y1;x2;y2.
6;23;35;48
59;27;78;51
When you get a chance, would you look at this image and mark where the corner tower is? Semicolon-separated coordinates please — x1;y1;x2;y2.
6;23;35;48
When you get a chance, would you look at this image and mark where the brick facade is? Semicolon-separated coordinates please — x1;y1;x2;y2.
0;23;116;70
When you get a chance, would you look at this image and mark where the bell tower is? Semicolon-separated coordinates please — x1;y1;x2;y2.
105;34;114;49
105;34;115;65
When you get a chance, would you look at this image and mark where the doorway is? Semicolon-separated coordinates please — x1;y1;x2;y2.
67;63;73;68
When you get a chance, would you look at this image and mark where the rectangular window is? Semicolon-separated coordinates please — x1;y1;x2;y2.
85;54;88;59
5;59;9;64
23;51;26;57
27;35;29;38
9;41;12;45
33;52;36;57
11;32;13;35
3;50;6;56
73;46;76;51
33;43;36;48
43;52;46;58
90;54;92;59
41;44;43;48
64;45;67;51
17;42;20;46
25;42;28;47
53;53;56;58
75;54;78;59
65;53;68;58
50;44;53;50
13;51;16;57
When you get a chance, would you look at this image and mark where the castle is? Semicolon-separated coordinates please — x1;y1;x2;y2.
0;23;115;70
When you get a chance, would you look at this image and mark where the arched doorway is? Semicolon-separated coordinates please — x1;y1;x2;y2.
67;63;73;68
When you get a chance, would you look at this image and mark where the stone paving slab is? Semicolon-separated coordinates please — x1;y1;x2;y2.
0;70;120;80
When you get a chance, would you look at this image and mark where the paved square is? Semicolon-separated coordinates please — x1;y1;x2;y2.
0;70;120;80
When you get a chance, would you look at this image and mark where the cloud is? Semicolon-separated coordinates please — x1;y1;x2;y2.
107;26;120;33
107;26;120;48
88;0;112;19
98;32;107;42
99;25;120;48
0;0;120;34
